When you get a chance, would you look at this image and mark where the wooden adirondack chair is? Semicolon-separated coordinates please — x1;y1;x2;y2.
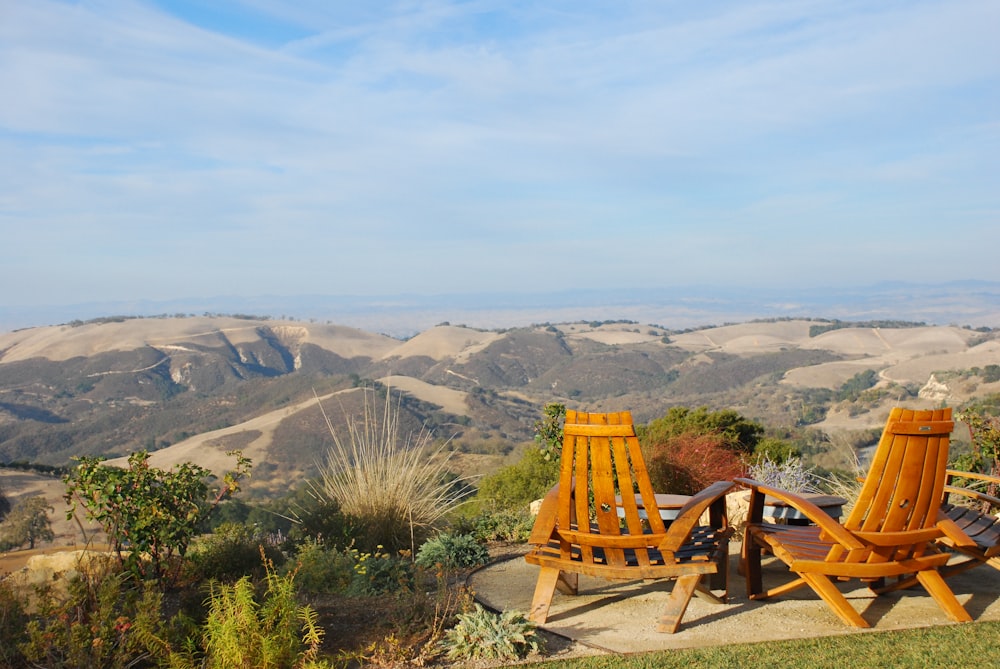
922;469;1000;579
523;410;735;633
876;469;1000;593
736;407;976;628
939;469;1000;575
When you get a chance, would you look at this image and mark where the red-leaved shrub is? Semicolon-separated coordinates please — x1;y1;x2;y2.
643;431;747;495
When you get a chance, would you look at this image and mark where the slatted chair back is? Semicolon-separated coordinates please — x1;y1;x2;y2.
526;408;735;633
835;406;954;563
554;409;666;568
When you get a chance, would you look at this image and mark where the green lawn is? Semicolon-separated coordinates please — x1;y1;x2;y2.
536;620;1000;669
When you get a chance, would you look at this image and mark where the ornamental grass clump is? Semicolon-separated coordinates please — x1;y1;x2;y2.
747;456;818;493
315;385;465;554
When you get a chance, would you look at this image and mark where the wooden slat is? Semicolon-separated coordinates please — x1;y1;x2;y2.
563;422;637;437
889;420;954;435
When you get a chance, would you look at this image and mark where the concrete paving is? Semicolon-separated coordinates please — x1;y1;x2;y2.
469;544;1000;654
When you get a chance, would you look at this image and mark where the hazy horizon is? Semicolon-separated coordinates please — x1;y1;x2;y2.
3;280;999;338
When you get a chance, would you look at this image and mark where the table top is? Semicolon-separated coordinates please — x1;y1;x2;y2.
763;493;848;508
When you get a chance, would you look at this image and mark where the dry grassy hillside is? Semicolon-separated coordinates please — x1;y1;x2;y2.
2;316;998;498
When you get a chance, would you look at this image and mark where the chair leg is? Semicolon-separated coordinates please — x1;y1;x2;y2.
556;570;579;595
743;535;764;599
528;567;562;624
709;544;729;594
801;573;869;628
915;570;972;623
657;574;702;633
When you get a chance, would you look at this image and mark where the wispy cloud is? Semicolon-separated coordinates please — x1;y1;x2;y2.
1;0;998;307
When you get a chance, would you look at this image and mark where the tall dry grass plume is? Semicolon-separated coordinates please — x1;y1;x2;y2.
314;385;464;554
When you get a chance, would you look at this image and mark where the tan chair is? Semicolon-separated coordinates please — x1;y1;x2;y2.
524;409;734;633
938;469;1000;576
736;407;976;628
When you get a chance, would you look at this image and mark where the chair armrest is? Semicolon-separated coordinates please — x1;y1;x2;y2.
944;485;1000;510
527;483;563;546
935;510;978;549
660;481;735;552
734;477;865;551
945;469;1000;507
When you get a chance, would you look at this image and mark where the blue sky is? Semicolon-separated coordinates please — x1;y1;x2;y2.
1;0;998;309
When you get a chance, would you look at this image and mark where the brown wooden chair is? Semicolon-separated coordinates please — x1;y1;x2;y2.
937;469;1000;576
875;468;1000;594
523;410;735;633
736;407;977;628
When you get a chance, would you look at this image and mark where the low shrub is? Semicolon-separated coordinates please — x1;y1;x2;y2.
20;565;181;669
439;604;543;662
415;532;490;572
644;431;747;496
467;508;535;543
349;547;414;596
187;522;285;583
747;456;817;493
285;539;355;595
474;446;560;512
171;560;330;669
0;580;28;668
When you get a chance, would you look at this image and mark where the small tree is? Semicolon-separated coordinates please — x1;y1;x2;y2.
533;402;566;461
0;495;54;550
957;407;1000;508
63;450;251;584
0;480;12;520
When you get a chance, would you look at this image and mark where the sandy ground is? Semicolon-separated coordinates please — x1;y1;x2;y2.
470;543;1000;655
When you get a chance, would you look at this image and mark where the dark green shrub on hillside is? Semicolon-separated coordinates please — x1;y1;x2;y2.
638;406;764;454
752;437;801;463
284;539;355;595
188;523;285;583
474;446;560;512
836;369;879;401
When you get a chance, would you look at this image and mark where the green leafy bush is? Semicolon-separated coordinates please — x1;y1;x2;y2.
415;533;490;571
63;450;251;585
188;522;285;583
533;402;566;461
440;604;542;662
20;565;180;669
474;445;560;512
466;508;535;543
349;547;414;596
284;539;355;595
639;406;764;454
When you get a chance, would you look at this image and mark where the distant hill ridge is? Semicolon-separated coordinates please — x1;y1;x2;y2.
1;315;999;493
